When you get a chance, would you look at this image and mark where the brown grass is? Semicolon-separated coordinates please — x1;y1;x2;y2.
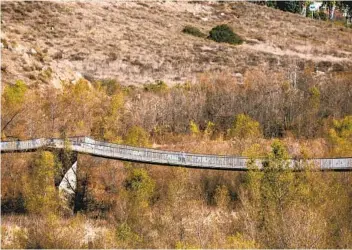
1;1;351;87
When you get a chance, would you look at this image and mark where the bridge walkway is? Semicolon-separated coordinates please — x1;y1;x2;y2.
1;137;351;171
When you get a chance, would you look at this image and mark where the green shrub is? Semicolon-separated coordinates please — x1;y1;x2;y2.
214;185;230;209
208;24;243;45
143;80;168;93
115;223;141;248
275;1;302;13
100;78;119;96
182;25;206;38
124;168;155;207
317;11;328;21
311;10;328;21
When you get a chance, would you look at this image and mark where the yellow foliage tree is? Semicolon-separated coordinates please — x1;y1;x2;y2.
240;139;351;248
226;233;259;249
175;241;200;249
60;78;102;136
204;121;215;139
93;92;125;142
241;141;296;247
214;185;230;209
124;168;155;210
189;120;200;137
2;80;27;110
124;126;150;147
1;80;28;138
22;151;60;215
120;168;155;238
229;114;262;139
328;116;352;157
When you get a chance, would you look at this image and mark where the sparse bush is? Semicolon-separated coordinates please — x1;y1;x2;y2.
40;67;53;80
182;25;206;38
115;223;141;248
189;120;200;136
100;78;119;95
311;10;328;21
108;52;118;61
175;241;200;249
204;121;215;138
175;82;192;91
208;24;243;45
53;50;63;59
317;11;328;21
9;214;92;249
214;185;230;209
70;53;85;61
144;80;168;93
1;64;8;72
226;233;259;249
1;38;9;48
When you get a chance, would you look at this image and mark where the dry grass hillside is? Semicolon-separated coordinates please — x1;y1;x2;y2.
1;1;352;88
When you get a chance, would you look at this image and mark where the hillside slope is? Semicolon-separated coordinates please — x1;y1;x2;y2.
1;1;352;87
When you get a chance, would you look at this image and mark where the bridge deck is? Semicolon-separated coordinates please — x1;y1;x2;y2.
1;137;351;171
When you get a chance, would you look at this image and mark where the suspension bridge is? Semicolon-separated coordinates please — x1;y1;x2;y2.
1;137;351;171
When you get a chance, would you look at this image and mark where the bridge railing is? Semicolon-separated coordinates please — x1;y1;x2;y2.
0;138;47;151
69;139;248;170
57;137;246;169
67;137;352;170
1;137;352;171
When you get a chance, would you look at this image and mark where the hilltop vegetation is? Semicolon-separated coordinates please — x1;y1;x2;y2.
1;1;352;249
1;1;352;87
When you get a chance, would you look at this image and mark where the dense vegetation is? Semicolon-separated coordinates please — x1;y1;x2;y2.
182;24;243;45
2;141;351;248
2;68;351;154
208;24;243;45
258;1;352;16
257;1;352;26
1;68;352;248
